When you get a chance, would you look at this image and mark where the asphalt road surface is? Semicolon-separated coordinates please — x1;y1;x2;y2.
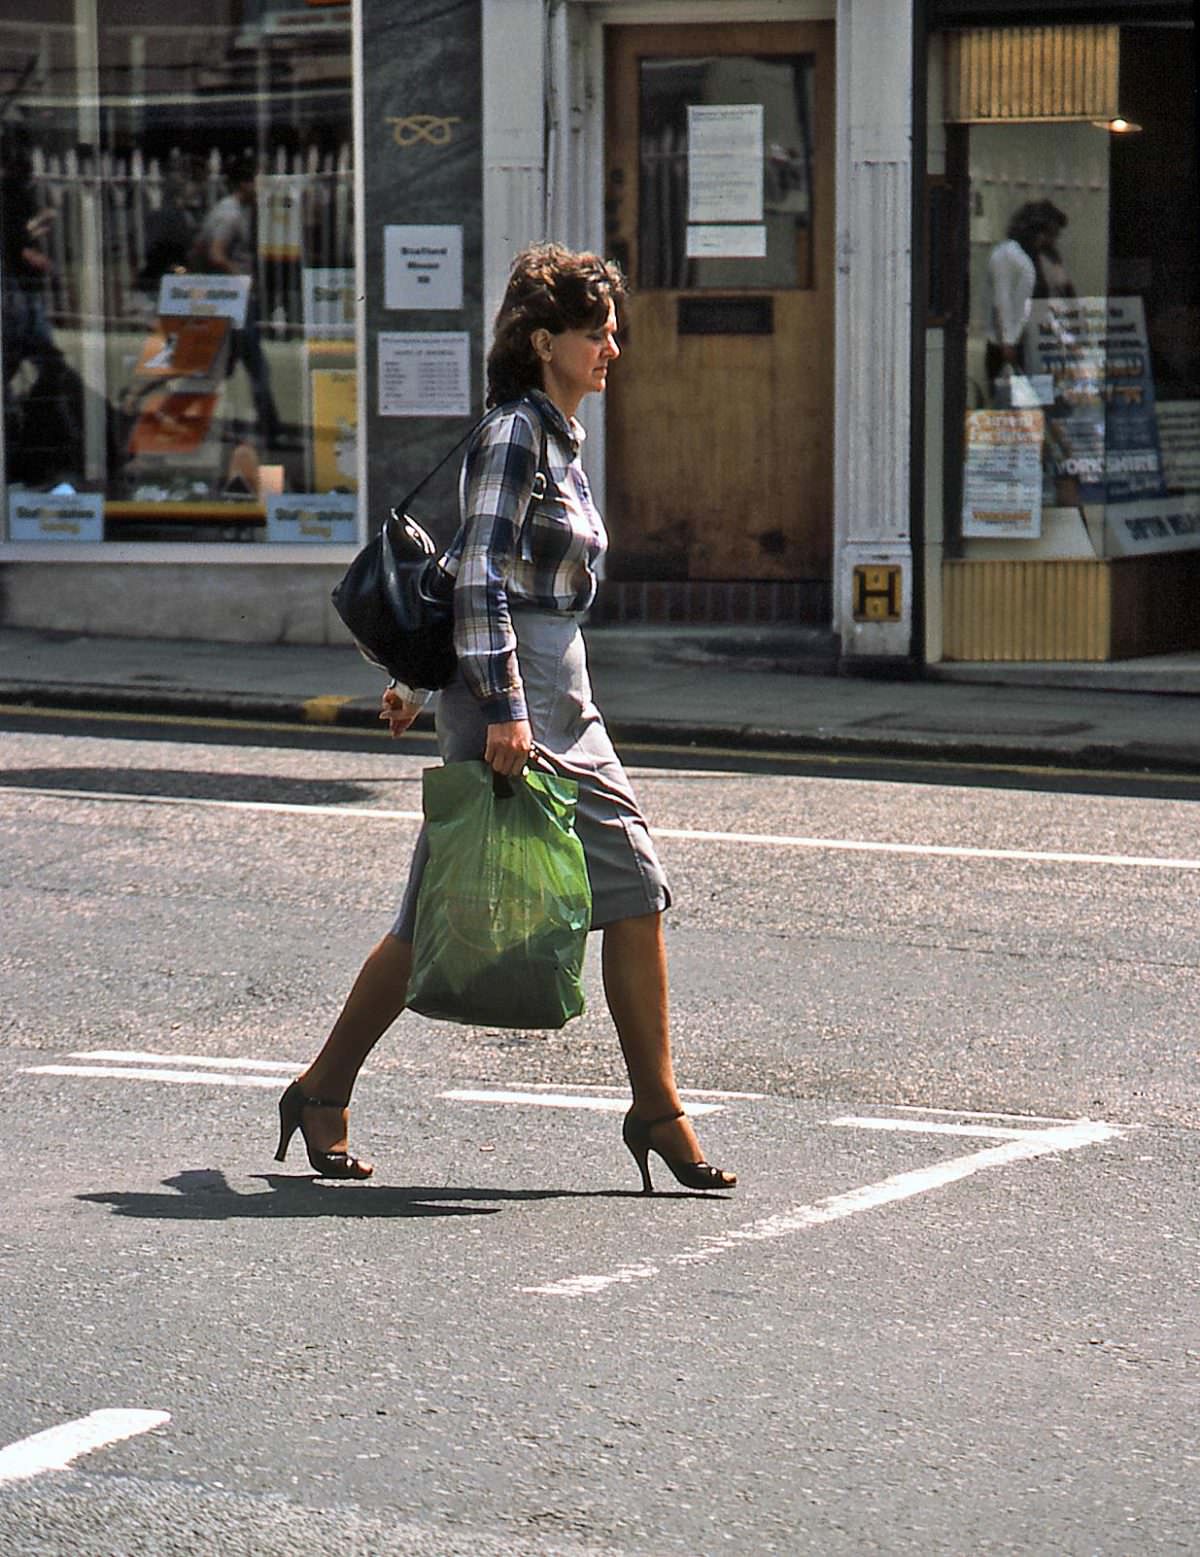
1;713;1198;1555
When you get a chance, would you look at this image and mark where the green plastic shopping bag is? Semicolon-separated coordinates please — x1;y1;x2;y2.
406;760;591;1029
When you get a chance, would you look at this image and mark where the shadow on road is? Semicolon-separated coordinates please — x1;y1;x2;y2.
0;766;395;806
76;1168;686;1220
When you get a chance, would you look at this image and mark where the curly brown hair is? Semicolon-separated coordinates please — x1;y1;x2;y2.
486;242;627;408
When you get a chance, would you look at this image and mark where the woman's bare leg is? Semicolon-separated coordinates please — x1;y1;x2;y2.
294;934;412;1154
601;911;706;1163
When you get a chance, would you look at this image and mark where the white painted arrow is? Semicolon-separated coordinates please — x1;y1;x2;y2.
0;1409;170;1487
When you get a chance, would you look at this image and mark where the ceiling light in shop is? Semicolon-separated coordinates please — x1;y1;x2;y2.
1091;116;1143;133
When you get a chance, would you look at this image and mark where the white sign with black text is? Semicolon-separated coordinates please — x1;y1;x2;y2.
686;223;767;259
687;105;764;224
378;332;470;417
384;226;464;311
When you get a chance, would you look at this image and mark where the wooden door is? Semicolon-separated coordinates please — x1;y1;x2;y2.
604;22;835;604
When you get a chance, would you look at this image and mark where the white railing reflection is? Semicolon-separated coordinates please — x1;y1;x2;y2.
23;141;354;335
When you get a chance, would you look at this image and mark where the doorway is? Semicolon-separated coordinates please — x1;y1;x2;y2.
603;21;834;623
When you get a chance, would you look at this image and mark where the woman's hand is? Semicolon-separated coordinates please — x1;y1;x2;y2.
484;718;534;776
379;683;423;738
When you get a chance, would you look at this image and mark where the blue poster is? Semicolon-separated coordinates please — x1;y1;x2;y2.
1028;296;1166;504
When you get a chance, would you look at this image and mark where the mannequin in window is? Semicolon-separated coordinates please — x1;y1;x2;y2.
984;200;1072;402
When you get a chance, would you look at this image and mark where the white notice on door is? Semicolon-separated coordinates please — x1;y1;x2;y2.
378;332;470;417
686;224;768;259
687;104;763;224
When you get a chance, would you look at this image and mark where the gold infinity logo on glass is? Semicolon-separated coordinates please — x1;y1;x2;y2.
386;116;462;148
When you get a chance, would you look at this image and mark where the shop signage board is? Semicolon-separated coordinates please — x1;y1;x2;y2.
378;332;470;417
265;492;357;544
384;226;463;311
8;492;104;542
961;408;1045;538
302;268;355;339
1027;296;1167;505
1102;497;1200;557
158;274;251;328
852;565;903;622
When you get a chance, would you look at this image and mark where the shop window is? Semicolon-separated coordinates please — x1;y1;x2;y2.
930;23;1199;660
637;54;815;290
1;0;356;546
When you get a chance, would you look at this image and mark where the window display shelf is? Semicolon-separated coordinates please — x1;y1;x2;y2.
104;501;265;524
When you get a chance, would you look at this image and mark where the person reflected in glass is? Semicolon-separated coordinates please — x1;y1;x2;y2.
276;242;736;1196
1;122;83;485
984;200;1072;403
194;155;283;449
138;160;205;293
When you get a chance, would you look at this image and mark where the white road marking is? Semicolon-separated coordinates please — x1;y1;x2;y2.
27;1064;284;1088
6;785;1199;872
888;1105;1085;1125
0;1409;169;1487
441;1088;721;1116
829;1115;1039;1140
653;826;1200;873
6;784;422;823
521;1082;764;1101
71;1049;297;1072
523;1118;1122;1299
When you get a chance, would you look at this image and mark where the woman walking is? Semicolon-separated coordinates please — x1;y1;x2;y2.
277;242;735;1195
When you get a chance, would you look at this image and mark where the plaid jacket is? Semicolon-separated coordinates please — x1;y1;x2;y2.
434;390;606;723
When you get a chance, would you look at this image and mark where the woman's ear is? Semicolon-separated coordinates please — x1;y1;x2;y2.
531;328;553;363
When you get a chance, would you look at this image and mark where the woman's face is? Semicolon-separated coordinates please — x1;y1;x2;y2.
541;301;620;409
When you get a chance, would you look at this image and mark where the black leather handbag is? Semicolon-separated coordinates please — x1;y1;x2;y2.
331;405;553;690
331;506;458;689
330;423;478;689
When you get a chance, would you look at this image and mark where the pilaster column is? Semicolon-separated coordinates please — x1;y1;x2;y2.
359;0;483;538
834;0;916;660
482;0;548;331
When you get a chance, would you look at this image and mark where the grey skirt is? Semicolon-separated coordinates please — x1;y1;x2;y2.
390;610;671;937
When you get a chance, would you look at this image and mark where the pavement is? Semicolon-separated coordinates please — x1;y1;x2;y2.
2;622;1200;774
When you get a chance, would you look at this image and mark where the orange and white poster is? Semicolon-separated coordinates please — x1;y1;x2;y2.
130;391;221;457
134;317;229;382
961;409;1045;539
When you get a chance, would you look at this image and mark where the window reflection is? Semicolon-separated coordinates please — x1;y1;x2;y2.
1;0;355;544
957;69;1198;555
638;54;814;291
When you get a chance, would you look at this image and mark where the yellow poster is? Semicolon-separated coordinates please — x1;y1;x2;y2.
311;369;358;491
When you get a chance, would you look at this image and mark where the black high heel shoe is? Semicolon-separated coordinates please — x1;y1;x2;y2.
275;1080;373;1180
622;1107;736;1195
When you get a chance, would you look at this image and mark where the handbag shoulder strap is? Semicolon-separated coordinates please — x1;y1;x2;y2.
395;417;483;513
518;400;560;511
397;397;558;515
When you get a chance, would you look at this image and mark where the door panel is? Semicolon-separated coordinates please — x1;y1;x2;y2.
605;22;834;591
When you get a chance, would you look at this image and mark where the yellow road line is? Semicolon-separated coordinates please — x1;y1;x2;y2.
3;702;1199;788
301;694;354;724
